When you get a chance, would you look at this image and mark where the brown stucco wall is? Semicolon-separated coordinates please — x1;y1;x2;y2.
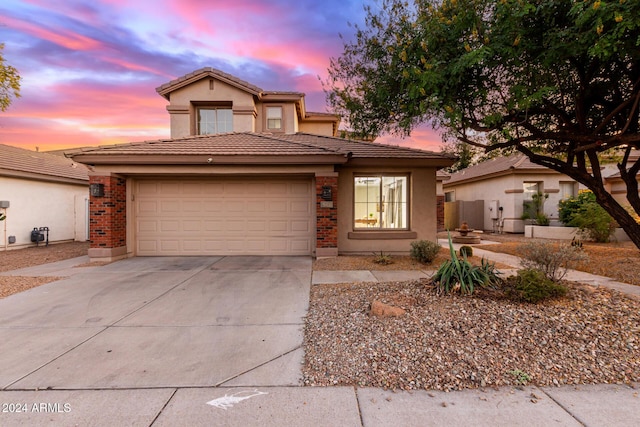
337;167;438;254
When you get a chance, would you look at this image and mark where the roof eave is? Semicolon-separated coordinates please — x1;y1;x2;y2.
72;154;349;166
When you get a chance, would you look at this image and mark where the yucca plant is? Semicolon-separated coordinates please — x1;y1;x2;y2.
433;232;500;295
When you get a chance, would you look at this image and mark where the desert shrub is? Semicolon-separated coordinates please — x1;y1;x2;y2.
433;234;501;295
558;190;616;242
410;240;441;264
459;245;473;257
518;241;588;282
503;269;568;303
372;251;393;265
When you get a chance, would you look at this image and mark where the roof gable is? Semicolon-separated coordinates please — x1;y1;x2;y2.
156;67;265;100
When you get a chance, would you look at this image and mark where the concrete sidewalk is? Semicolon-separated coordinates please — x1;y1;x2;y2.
1;252;639;426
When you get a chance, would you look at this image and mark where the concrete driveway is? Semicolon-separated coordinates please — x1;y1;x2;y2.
0;256;310;392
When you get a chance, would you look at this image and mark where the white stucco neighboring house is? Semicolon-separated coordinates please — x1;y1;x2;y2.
0;144;90;250
443;154;584;233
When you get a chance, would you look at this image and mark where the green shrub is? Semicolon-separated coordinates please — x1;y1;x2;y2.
558;190;616;242
459;245;473;257
518;241;588;282
503;269;568;303
410;240;441;264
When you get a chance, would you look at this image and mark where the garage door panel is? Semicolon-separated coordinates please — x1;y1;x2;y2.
159;182;181;195
136;178;313;256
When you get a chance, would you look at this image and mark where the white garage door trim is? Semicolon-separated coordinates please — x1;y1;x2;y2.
135;177;314;256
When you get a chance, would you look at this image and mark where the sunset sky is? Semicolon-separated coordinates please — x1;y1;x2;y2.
0;0;444;152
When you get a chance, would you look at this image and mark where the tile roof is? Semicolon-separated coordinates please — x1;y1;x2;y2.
0;144;89;182
446;154;549;184
71;132;454;161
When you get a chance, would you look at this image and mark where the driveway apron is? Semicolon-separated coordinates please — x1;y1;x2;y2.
0;256;311;390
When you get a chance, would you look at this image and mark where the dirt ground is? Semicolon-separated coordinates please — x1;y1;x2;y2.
0;241;89;299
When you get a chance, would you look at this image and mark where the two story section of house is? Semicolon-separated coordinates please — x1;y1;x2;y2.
72;68;455;261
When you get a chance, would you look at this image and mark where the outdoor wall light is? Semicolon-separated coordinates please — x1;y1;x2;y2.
90;183;105;197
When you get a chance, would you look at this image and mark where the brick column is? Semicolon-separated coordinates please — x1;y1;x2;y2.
436;195;445;231
88;174;128;261
316;173;338;257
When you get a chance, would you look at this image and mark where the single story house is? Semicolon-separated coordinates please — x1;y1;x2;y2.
0;144;89;250
443;154;583;233
71;68;455;261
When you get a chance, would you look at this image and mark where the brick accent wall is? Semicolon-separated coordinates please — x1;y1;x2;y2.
437;195;445;231
89;175;126;249
316;176;338;249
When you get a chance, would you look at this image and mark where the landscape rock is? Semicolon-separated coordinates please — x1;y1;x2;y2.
369;300;406;317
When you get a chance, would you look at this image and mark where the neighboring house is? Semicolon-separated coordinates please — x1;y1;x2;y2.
71;68;455;261
603;149;640;207
0;144;90;250
443;154;582;233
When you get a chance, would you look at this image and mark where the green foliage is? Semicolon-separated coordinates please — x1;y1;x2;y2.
522;192;549;226
410;239;441;264
459;245;473;257
559;190;616;242
0;43;21;112
518;241;588;282
433;233;501;295
503;269;568;304
507;369;532;385
326;0;640;249
372;251;394;265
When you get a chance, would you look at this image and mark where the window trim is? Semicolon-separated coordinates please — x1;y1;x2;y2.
264;105;284;132
353;174;410;231
192;101;233;135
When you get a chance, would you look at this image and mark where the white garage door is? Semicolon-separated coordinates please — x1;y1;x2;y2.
135;177;314;256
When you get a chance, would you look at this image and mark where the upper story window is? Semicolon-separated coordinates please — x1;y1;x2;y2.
198;107;233;135
354;175;408;229
266;106;283;131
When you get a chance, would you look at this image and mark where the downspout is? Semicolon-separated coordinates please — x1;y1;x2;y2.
2;208;6;251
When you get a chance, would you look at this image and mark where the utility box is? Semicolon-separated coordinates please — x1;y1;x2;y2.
0;201;9;208
489;200;500;220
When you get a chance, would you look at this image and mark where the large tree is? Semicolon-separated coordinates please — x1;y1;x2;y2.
0;43;21;112
327;0;640;248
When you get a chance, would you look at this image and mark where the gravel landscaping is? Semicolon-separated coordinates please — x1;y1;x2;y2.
302;279;640;391
0;241;88;299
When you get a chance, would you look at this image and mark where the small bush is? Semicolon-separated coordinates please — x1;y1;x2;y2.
518;241;588;282
503;269;568;303
459;245;473;257
558;190;616;242
410;240;441;264
372;251;393;265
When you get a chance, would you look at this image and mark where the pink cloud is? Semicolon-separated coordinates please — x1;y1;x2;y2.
3;16;102;51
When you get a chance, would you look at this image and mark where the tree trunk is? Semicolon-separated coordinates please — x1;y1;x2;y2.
588;185;640;249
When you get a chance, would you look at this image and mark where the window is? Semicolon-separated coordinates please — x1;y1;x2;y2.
523;182;540;201
444;191;455;202
559;181;577;200
198;108;233;135
354;176;408;229
266;106;283;131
